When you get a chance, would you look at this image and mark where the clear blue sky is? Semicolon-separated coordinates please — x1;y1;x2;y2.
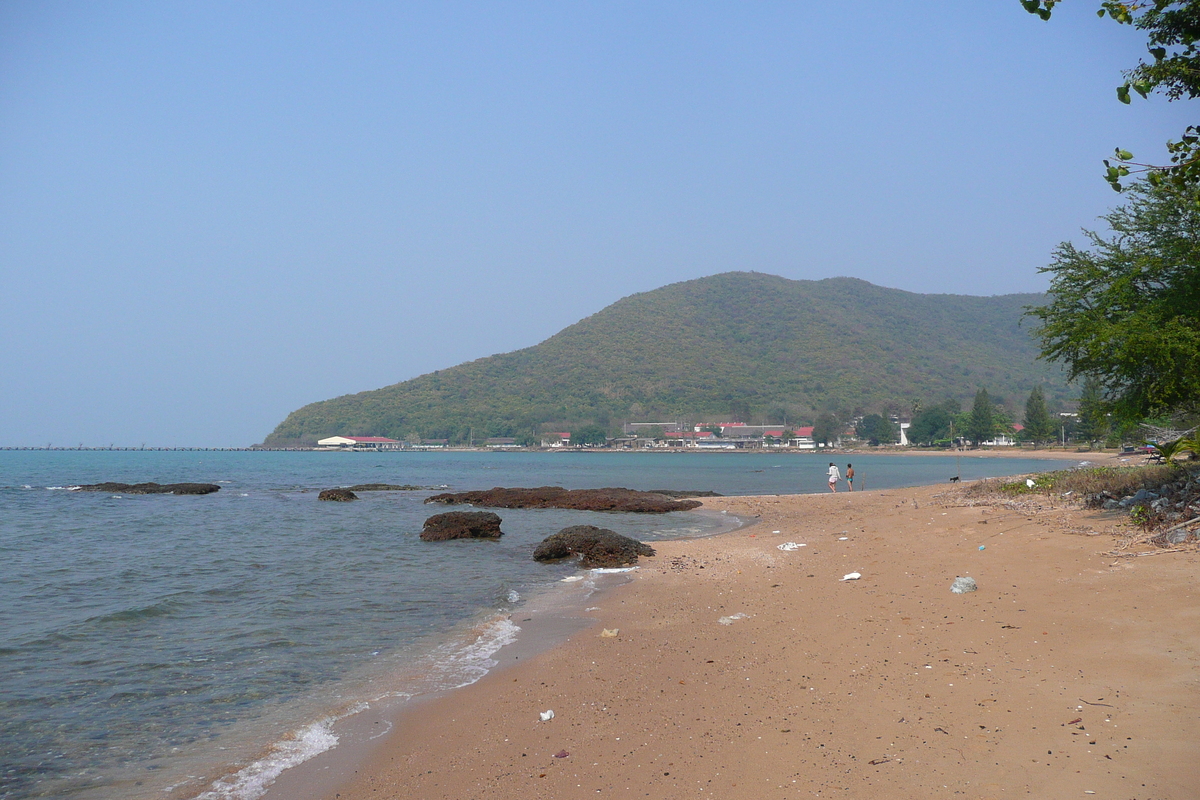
0;2;1191;446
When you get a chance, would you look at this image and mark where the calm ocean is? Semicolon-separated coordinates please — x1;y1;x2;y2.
0;449;1082;800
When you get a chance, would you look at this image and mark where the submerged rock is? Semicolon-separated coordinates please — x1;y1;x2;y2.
425;486;701;513
318;488;359;501
73;482;220;495
533;525;655;568
648;489;722;498
421;511;504;541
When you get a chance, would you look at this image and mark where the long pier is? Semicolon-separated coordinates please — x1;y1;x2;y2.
0;447;308;451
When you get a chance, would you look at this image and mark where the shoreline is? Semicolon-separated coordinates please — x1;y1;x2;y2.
302;481;1199;799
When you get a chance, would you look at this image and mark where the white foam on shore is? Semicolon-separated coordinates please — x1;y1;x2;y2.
193;717;340;800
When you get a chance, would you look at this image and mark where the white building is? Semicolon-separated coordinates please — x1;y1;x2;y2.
316;436;402;450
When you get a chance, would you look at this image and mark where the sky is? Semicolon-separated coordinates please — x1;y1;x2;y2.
0;2;1192;447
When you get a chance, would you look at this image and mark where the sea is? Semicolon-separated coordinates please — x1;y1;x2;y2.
0;449;1085;800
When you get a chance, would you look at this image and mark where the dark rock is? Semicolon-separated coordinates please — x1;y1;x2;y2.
345;484;424;491
648;489;722;498
318;488;359;501
421;511;504;541
425;486;702;513
533;525;655;568
74;482;220;495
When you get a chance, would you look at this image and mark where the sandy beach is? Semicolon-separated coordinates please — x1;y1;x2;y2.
288;475;1198;800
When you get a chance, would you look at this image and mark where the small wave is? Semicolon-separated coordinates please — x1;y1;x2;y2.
46;486;80;491
193;717;341;800
427;615;521;691
506;589;520;604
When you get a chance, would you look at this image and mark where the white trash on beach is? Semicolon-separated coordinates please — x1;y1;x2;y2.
840;572;861;581
600;628;619;637
777;542;806;551
539;710;555;721
950;576;978;594
838;536;849;541
718;613;748;625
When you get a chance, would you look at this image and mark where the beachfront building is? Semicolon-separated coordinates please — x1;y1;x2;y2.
485;437;520;448
541;432;572;448
316;436;402;451
411;439;449;449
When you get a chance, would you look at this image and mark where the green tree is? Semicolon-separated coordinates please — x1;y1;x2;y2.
1023;0;1200;190
967;389;997;446
1076;377;1111;448
812;412;842;446
1022;386;1057;445
1026;182;1200;421
570;425;609;446
855;414;899;446
908;406;953;445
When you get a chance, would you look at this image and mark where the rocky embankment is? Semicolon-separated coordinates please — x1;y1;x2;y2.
424;486;703;513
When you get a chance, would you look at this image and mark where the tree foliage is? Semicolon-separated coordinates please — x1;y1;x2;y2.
570;425;609;446
1023;0;1200;189
1076;376;1112;446
967;389;998;446
1022;385;1057;445
855;414;899;446
908;403;955;445
1025;182;1200;421
812;412;843;446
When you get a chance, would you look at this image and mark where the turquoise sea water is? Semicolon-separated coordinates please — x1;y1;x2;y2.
0;450;1083;800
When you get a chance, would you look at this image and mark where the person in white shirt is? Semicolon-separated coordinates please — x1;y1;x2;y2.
827;462;841;492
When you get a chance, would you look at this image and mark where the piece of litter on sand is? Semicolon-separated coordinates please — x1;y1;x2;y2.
838;536;849;541
600;628;619;637
718;613;749;625
978;545;986;550
840;572;861;581
539;710;555;721
950;576;978;594
777;542;805;551
772;530;781;534
553;750;570;758
1026;478;1036;488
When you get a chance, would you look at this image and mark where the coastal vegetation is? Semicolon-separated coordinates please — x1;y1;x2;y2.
263;273;1068;446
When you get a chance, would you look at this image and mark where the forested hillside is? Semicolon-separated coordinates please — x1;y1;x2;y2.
263;273;1067;445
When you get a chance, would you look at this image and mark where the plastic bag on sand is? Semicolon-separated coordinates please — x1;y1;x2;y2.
777;542;806;551
600;628;619;637
950;576;978;594
718;613;748;625
840;572;861;581
539;710;555;721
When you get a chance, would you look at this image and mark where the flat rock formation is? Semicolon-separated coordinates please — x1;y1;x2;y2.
424;486;701;513
73;482;220;495
318;488;359;501
533;525;656;568
421;511;504;541
648;489;722;498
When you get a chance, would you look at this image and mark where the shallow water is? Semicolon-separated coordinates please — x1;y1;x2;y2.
0;449;1077;799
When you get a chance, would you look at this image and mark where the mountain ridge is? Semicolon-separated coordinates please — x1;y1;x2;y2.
263;272;1065;445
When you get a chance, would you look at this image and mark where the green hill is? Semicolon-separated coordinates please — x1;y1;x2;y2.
262;273;1066;445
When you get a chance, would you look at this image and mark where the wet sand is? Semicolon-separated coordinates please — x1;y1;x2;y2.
293;480;1199;800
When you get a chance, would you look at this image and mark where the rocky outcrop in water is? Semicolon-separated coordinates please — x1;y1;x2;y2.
318;488;359;501
421;511;504;541
73;482;220;495
648;489;722;498
533;525;655;568
424;486;701;513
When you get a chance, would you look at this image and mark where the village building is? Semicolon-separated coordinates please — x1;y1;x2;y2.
316;436;402;450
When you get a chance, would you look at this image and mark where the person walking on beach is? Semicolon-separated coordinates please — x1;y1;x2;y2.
845;463;855;492
827;462;841;492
